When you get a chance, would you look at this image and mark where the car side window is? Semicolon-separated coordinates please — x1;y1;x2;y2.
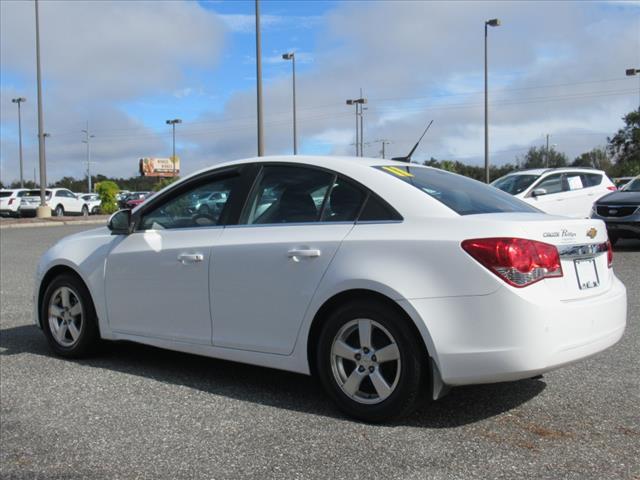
533;173;564;195
581;173;602;187
321;177;366;222
139;175;239;230
243;166;335;225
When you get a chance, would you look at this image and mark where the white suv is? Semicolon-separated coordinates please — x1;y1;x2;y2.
492;168;616;218
19;188;90;217
0;189;28;217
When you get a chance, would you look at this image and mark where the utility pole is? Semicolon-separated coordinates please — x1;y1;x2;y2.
545;134;550;168
35;0;50;216
484;18;501;184
282;52;297;154
255;0;264;156
346;96;367;157
359;88;365;157
82;122;95;192
11;97;26;187
165;118;182;176
625;68;640;109
381;140;390;159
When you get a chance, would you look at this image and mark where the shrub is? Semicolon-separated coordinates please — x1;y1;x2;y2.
95;180;120;214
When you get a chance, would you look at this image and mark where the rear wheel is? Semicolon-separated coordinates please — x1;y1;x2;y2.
54;204;64;217
41;274;100;358
317;300;426;422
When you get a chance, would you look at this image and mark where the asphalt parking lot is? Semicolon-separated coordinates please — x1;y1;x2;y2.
1;225;638;479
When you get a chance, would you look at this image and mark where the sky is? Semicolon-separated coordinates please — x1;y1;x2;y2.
0;0;639;185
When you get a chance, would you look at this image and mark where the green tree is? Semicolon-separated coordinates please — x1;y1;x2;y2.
517;146;568;169
571;147;612;171
95;180;120;214
152;177;179;192
607;109;640;177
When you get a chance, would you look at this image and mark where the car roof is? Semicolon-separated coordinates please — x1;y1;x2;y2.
505;167;605;176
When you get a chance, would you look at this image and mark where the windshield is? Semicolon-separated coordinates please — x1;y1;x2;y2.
491;174;540;195
622;177;640;192
375;165;539;215
24;190;51;199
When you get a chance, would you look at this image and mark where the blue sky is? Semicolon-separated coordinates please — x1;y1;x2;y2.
1;0;638;183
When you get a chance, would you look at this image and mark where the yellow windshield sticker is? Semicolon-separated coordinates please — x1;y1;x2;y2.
382;166;414;178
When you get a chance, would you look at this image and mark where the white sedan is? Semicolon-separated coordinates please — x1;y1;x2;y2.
34;156;627;422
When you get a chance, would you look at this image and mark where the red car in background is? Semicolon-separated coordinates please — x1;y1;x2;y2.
124;192;153;209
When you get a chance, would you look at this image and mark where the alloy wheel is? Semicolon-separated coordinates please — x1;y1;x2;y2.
48;286;84;347
330;318;401;404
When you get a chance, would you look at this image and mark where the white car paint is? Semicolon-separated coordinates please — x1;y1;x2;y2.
34;156;627;395
80;194;101;214
20;188;89;216
492;168;616;218
0;189;28;216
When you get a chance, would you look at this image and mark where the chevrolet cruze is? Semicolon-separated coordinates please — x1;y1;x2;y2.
34;156;627;421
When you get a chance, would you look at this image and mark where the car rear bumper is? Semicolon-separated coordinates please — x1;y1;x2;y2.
405;277;627;386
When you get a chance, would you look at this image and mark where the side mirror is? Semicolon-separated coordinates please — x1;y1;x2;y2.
108;209;132;234
531;188;547;198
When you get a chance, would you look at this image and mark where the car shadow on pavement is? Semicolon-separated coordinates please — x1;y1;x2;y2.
0;324;546;427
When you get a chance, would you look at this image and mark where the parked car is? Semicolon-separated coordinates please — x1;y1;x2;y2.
119;191;149;209
491;168;616;218
613;177;634;189
34;156;626;422
20;188;90;217
125;191;153;209
0;189;28;217
591;175;640;243
80;193;102;214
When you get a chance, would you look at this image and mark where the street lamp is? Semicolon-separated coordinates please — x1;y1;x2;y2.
484;18;501;184
255;0;264;156
282;52;297;155
82;123;95;192
626;68;640;109
346;97;367;157
165;118;182;176
11;97;26;188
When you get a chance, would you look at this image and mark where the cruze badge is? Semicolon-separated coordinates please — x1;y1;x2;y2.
586;227;597;239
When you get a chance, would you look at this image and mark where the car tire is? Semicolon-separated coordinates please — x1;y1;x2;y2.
316;299;426;423
54;205;64;217
40;273;100;358
81;205;89;216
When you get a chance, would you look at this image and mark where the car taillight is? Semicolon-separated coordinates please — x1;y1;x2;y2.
461;237;563;287
607;186;617;191
606;240;613;268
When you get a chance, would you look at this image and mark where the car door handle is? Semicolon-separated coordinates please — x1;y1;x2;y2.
287;249;321;262
178;253;204;264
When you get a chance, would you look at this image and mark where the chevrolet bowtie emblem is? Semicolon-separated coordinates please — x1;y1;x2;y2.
586;227;597;239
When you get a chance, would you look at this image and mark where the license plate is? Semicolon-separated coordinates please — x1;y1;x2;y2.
574;258;599;290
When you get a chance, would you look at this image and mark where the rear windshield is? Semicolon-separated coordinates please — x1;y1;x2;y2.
0;191;11;198
24;190;51;198
491;174;539;195
375;165;539;216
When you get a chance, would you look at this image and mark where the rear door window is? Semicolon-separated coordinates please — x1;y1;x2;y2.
375;165;538;215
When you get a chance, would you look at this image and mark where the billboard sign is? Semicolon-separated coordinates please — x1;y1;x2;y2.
139;157;180;177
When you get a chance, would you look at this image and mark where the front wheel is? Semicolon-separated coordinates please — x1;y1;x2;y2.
81;205;89;216
41;274;100;358
316;300;426;422
54;205;64;217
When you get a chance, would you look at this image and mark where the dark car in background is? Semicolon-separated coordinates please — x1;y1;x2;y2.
591;175;640;244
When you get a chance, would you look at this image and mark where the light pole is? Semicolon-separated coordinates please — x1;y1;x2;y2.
165;118;182;176
82;122;95;192
255;0;264;156
626;68;640;109
282;52;297;155
346;97;367;157
484;18;500;184
11;97;26;188
35;0;49;216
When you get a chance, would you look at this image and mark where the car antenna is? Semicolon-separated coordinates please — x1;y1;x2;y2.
391;120;434;163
